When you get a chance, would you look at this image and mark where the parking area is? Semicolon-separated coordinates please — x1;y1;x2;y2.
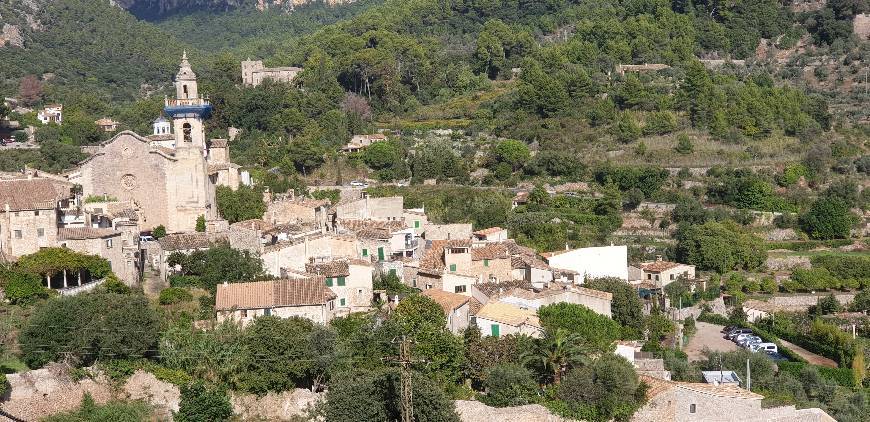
684;321;739;361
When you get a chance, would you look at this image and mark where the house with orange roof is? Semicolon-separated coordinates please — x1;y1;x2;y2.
472;226;508;242
638;255;696;289
473;301;543;338
422;289;472;333
215;276;337;325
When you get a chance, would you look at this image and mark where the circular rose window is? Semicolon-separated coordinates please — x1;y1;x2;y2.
121;174;137;190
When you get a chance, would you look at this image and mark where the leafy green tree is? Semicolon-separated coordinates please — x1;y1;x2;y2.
0;268;48;304
195;215;206;232
168;244;265;292
674;221;766;273
800;197;856;240
234;316;320;393
153;225;167;239
323;368;459;422
462;326;534;388
481;363;539;407
584;278;644;339
215;185;266;224
287;137;325;175
176;382;233;422
537;303;620;356
849;290;870;312
557;354;645;422
613;112;641;143
492;140;530;171
20;293;160;368
525;328;588;385
674;134;694;154
393;294;464;385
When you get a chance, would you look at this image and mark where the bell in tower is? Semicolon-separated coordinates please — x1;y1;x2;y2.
164;52;212;148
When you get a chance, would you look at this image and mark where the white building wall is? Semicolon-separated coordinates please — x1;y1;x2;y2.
546;245;628;283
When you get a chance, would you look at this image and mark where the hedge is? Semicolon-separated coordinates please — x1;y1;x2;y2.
750;326;806;363
159;287;194;305
696;312;732;326
776;361;855;388
765;239;852;251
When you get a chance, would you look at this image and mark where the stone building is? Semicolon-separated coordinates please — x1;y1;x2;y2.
57;227;135;285
423;223;472;240
37;104;62;125
303;258;373;314
260;233;358;277
215;277;337;326
333;195;403;222
68;54;238;233
422;289;471;333
0;178;69;259
634;375;835;422
638;256;696;289
241;59;301;87
263;193;329;228
474;301;542;338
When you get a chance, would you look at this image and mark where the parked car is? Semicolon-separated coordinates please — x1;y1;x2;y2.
727;328;753;340
733;333;754;343
350;180;368;188
739;337;763;348
722;325;737;334
139;235;155;243
751;343;778;354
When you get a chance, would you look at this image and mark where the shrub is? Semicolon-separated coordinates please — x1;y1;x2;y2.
168;275;202;288
480;363;539;407
176;382;233;422
557;354;645;422
799;197;857;240
2;270;48;304
159;287;194;305
152;225;167;239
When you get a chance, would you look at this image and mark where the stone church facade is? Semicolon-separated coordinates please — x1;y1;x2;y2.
68;53;237;233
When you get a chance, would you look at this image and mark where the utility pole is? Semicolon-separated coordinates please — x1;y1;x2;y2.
388;335;423;422
746;358;751;391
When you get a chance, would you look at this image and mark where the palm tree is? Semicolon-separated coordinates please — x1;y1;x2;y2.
523;328;588;385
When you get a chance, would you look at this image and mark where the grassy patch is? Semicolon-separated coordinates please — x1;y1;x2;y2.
0;356;28;373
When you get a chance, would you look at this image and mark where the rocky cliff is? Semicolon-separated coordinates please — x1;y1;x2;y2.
115;0;357;16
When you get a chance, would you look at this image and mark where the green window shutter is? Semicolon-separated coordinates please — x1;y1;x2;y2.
414;220;420;228
326;277;333;287
337;276;346;286
362;248;368;257
449;264;456;272
484;259;489;267
378;247;385;261
491;324;500;337
340;298;346;306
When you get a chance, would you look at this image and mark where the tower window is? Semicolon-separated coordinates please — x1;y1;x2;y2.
183;85;189;98
183;123;192;142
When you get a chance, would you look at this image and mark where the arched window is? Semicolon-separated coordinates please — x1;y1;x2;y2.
182;85;189;98
183;123;192;142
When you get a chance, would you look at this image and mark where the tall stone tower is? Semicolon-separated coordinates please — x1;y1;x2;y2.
163;52;216;231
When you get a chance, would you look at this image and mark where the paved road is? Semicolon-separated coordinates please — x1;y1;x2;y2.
684;322;739;361
779;339;837;368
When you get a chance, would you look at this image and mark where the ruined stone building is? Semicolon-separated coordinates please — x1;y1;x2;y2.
241;59;301;87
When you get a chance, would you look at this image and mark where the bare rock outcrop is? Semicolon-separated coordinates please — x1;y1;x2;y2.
231;388;322;421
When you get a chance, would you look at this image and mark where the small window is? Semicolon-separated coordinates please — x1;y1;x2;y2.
34;210;40;216
670;274;675;280
37;228;44;237
414;220;420;228
106;239;113;248
655;275;660;281
491;324;500;337
362;248;368;257
689;404;696;414
357;288;363;294
329;301;335;310
449;264;457;272
241;309;248;318
647;274;652;280
326;277;333;287
454;285;466;294
484;259;490;267
340;298;346;307
264;308;271;316
14;230;22;239
337;276;346;286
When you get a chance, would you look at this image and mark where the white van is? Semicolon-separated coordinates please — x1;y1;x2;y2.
751;343;778;354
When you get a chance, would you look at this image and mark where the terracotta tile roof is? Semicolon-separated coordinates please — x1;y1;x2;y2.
339;219;407;239
637;375;764;401
106;202;139;220
422;289;470;314
346;258;374;266
209;139;228;148
159;233;224;251
473;226;505;236
575;286;613;301
215;278;336;310
468;297;483;314
420;240;447;271
305;261;350;277
0;178;69;211
471;244;509;261
474;302;541;328
473;280;532;299
640;260;685;272
502;240;537;257
511;254;550;270
57;227;120;240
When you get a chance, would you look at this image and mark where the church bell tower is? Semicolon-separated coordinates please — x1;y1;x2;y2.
164;51;212;149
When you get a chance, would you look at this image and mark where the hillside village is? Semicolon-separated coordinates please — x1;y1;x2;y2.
0;1;869;421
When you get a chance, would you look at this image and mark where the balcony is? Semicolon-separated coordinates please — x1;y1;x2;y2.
165;97;210;107
164;97;212;118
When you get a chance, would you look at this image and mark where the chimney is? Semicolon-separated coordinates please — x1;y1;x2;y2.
223;281;228;286
656;255;663;262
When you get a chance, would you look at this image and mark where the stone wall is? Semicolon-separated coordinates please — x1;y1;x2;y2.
854;13;870;40
769;293;857;308
0;207;57;258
